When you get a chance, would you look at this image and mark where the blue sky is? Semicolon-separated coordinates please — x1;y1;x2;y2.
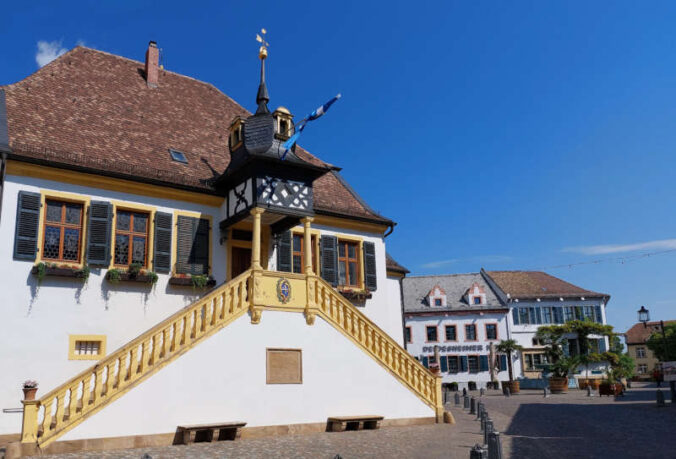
2;1;676;334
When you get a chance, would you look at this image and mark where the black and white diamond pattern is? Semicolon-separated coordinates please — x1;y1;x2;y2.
259;176;310;210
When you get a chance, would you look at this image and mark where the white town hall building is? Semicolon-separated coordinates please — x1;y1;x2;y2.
0;41;445;457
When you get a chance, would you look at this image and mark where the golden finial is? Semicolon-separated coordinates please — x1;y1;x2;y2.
256;28;269;60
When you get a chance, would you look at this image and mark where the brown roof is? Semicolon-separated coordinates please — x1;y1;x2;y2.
625;321;676;345
386;253;410;274
1;46;390;225
485;270;609;300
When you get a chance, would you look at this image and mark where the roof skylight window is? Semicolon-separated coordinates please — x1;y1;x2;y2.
169;149;188;163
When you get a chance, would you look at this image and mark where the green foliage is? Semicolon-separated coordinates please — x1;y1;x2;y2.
496;339;523;382
549;356;579;378
147;271;159;284
610;334;624;354
107;268;122;284
191;274;209;289
646;323;676;362
36;262;46;282
76;264;90;283
128;262;143;277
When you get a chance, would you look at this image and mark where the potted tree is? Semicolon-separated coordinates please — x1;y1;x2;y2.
599;351;634;396
496;339;523;394
547;357;578;393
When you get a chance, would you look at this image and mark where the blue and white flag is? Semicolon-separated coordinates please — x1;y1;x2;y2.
281;93;341;160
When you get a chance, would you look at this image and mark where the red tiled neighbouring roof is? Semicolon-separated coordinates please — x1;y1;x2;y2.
486;270;609;300
2;46;390;224
625;320;676;345
386;253;409;274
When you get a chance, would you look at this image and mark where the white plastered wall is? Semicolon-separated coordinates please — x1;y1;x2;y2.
62;311;432;440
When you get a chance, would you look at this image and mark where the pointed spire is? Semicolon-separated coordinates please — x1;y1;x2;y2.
255;29;270;114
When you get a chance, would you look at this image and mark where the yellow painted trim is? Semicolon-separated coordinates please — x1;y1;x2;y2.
36;191;91;269
109;201;157;271
291;226;321;274
6;160;223;207
172;210;213;276
68;335;107;361
387;270;406;279
225;221;270;281
313;215;388;235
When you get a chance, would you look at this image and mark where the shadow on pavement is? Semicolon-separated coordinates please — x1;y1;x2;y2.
505;398;676;459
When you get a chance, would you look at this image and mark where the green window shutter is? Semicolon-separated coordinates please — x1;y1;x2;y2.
153;212;172;273
320;235;339;287
440;355;448;372
86;201;113;266
422;356;429;368
460;356;468;372
500;355;507;371
362;241;377;291
13;191;41;260
480;355;489;372
176;216;210;275
277;230;292;272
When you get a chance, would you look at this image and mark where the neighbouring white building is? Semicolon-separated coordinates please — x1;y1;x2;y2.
0;41;444;457
402;273;511;390
482;270;611;384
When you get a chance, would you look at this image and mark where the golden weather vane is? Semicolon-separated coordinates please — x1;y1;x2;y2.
256;28;269;60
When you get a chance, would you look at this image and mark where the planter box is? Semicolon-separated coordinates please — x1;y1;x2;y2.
502;381;520;394
106;271;156;284
599;383;623;396
169;276;216;288
579;379;601;390
31;266;86;280
548;377;569;394
339;290;372;303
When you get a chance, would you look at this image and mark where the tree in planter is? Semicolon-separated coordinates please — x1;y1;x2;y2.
496;339;523;386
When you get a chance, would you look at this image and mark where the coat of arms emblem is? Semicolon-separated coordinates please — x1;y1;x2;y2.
276;278;292;304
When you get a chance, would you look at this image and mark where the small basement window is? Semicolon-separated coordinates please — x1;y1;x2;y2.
68;335;106;360
169;149;188;163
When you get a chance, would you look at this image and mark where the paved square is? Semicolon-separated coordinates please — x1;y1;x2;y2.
25;382;675;458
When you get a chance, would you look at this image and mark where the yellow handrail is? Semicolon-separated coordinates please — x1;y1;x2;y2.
310;276;443;417
22;270;253;448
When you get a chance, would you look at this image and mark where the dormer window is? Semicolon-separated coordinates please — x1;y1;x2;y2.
466;282;487;306
229;117;244;150
427;285;447;307
273;106;294;140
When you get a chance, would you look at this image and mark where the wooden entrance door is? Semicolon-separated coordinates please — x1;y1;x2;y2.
231;246;252;278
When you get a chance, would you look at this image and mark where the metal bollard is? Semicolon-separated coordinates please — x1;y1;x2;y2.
657;389;666;407
586;385;594;397
483;418;494;445
455;392;461;406
480;411;487;432
480;387;486;397
470;444;488;459
476;401;484;420
464;395;470;410
543;387;550;398
504;386;510;397
488;431;503;459
470;396;476;415
463;387;468;397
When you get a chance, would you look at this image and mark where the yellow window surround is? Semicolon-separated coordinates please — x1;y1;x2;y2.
68;334;106;360
109;201;157;271
36;190;91;269
172;210;214;276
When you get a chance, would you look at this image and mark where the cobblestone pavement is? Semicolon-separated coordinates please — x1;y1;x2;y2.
28;382;675;458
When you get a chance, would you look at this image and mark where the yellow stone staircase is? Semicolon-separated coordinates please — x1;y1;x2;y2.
20;269;443;449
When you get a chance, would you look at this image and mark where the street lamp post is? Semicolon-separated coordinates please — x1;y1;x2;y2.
637;306;674;399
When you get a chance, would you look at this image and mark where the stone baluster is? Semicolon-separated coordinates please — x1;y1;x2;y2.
42;397;54;433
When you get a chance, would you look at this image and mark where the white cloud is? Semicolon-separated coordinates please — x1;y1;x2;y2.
421;259;459;269
35;40;67;68
562;238;676;255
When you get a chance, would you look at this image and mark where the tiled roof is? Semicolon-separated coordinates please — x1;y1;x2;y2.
402;273;507;313
625;321;676;345
1;46;390;224
485;271;609;300
385;253;410;274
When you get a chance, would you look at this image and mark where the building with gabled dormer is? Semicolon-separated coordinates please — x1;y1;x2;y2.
0;41;447;457
402;273;511;390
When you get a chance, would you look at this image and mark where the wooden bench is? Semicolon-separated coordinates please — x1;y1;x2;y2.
327;415;384;432
177;422;246;444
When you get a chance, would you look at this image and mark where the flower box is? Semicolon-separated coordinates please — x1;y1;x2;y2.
169;276;216;288
339;289;372;303
31;265;87;280
106;271;156;284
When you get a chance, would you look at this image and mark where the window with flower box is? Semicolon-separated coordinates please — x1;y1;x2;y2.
338;240;360;287
42;200;84;263
114;210;150;267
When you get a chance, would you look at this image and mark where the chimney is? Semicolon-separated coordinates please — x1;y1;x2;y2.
145;41;159;88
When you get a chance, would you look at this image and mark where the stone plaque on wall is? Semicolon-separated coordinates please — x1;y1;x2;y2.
266;348;303;384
